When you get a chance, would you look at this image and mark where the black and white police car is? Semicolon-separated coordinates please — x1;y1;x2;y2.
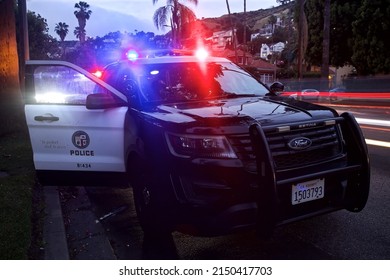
24;50;370;236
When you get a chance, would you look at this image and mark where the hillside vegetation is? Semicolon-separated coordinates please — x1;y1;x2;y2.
195;2;294;38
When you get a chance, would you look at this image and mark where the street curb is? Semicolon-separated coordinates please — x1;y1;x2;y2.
43;186;117;260
63;186;117;260
43;186;116;260
43;186;69;260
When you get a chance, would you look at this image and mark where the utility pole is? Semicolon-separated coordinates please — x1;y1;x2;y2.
226;0;238;63
321;0;330;80
18;0;29;91
19;0;29;61
243;0;247;65
297;0;306;79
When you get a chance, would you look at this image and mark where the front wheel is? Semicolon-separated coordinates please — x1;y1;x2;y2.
129;160;178;258
132;183;154;230
128;157;174;234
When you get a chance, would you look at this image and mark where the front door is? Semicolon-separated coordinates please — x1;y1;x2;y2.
24;60;129;186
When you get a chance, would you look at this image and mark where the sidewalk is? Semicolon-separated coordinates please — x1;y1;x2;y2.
43;186;116;260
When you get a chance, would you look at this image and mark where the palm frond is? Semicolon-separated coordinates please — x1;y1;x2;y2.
153;6;170;30
178;3;197;24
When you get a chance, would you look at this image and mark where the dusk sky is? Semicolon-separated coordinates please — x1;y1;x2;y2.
27;0;278;40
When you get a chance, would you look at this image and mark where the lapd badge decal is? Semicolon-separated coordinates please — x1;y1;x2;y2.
72;131;90;149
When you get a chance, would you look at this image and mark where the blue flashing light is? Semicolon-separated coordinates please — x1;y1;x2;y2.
126;50;139;61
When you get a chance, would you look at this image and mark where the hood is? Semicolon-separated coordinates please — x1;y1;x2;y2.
142;96;338;127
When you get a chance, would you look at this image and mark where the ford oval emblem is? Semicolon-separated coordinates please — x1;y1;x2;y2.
288;137;312;150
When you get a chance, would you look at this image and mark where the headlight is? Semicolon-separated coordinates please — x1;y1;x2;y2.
165;133;238;159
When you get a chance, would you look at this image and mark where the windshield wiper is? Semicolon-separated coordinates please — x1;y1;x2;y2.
221;92;257;98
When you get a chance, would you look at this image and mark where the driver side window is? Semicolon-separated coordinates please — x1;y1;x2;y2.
33;66;105;105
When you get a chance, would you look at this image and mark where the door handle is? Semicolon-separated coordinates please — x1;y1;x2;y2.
34;114;59;122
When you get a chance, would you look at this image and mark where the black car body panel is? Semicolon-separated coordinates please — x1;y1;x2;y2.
129;96;368;236
24;58;370;237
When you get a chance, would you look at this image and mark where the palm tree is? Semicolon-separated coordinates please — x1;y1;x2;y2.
74;26;86;41
152;0;198;47
268;15;277;34
55;22;69;58
54;22;69;42
74;1;92;43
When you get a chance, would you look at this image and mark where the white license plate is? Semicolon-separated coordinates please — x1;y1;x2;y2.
292;178;325;205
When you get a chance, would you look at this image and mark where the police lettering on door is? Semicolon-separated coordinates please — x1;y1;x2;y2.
70;131;94;156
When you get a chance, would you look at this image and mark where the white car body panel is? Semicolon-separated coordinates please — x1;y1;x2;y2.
24;61;128;174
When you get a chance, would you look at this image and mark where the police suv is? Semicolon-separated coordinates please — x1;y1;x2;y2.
24;52;370;236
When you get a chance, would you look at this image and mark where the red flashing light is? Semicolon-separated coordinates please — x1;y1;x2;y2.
195;48;209;61
93;70;103;78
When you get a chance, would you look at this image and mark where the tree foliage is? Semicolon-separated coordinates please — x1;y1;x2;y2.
73;26;86;40
304;0;390;75
329;1;359;67
55;22;69;42
25;11;60;60
152;0;198;47
302;1;319;65
351;0;390;75
74;1;92;43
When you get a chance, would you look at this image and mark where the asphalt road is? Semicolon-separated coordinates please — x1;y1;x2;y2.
51;104;390;260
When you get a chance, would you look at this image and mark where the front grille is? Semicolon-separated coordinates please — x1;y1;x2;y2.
228;124;343;171
266;125;342;169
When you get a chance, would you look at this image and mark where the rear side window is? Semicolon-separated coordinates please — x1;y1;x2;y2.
31;66;105;105
103;65;139;101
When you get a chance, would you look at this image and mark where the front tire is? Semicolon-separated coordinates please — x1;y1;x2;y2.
128;157;178;258
128;157;174;234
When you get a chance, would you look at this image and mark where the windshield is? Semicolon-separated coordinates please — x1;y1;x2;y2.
127;61;269;104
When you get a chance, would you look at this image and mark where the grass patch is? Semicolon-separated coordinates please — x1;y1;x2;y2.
0;116;43;259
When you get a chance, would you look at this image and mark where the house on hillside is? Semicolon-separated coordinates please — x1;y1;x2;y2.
261;44;271;59
213;48;251;65
251;15;286;40
212;48;277;84
206;29;236;51
260;42;286;60
272;42;285;53
250;58;277;84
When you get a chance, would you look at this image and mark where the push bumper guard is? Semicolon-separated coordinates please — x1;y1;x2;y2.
250;112;370;236
340;112;370;212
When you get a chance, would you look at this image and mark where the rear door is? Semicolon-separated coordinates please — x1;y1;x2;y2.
24;60;129;186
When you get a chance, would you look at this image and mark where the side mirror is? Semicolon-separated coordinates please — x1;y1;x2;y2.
269;81;285;95
86;94;126;109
